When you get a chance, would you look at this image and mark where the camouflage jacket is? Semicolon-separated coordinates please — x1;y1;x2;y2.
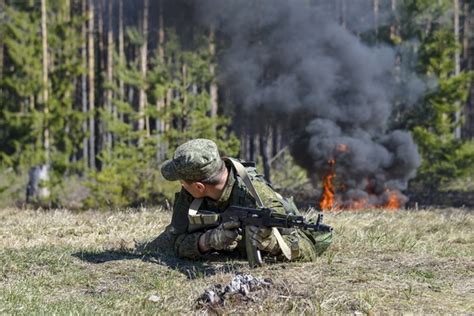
161;160;330;261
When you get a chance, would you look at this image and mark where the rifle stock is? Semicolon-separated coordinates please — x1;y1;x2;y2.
245;226;263;267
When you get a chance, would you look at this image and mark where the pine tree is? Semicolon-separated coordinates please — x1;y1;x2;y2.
1;3;43;167
395;0;474;189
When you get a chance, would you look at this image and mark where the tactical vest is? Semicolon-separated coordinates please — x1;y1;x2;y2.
186;157;296;232
187;157;295;260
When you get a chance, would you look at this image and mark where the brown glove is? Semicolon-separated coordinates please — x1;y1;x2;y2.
204;220;242;251
248;225;280;255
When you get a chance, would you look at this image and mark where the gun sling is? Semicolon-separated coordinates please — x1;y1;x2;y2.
187;158;292;260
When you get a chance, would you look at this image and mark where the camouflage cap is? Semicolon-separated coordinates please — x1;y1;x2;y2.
160;139;224;182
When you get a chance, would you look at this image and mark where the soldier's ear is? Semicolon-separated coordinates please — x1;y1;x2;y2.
194;182;206;193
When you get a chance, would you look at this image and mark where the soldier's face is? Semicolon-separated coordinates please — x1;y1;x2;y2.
180;180;207;199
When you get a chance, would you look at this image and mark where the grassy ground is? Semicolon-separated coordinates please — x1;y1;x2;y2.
0;207;472;314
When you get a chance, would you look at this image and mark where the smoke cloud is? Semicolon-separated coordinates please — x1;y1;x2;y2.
197;0;422;206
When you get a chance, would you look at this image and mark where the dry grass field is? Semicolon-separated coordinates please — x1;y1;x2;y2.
0;207;472;314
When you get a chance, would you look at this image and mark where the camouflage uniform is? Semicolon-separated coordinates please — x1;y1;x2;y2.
156;139;332;262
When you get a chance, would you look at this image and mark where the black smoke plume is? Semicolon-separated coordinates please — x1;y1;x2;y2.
196;0;422;207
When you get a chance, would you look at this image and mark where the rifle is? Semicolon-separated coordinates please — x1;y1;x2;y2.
202;205;333;267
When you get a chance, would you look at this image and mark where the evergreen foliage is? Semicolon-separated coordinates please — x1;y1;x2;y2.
1;1;84;172
0;1;472;208
394;0;474;189
0;4;43;167
85;28;238;208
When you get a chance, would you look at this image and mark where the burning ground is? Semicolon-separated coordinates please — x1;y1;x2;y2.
196;0;424;209
0;207;472;314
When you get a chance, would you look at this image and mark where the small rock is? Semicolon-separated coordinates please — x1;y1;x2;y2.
148;294;161;303
196;273;272;308
202;290;221;305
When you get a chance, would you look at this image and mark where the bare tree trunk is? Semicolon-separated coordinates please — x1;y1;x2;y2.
29;95;35;111
62;0;73;164
462;0;469;64
272;124;279;157
156;0;166;159
241;128;247;160
209;25;218;129
41;0;50;164
181;64;187;132
165;88;172;133
249;130;256;162
463;0;474;138
157;0;165;61
97;0;105;96
259;128;271;182
106;0;113;151
454;0;462;139
97;0;105;161
28;0;51;204
390;0;398;42
164;46;173;135
81;0;88;169
138;0;149;142
118;0;125;124
0;0;4;79
373;0;379;39
88;0;96;169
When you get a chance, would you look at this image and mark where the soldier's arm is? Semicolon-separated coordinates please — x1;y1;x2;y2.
164;189;206;259
252;180;321;262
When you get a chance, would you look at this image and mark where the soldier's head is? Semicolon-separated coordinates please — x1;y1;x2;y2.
160;139;227;199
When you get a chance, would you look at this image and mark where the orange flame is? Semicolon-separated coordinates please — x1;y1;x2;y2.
320;159;336;211
383;190;400;210
318;144;404;211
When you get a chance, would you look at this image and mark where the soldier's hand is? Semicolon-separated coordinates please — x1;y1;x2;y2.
204;220;242;251
248;225;280;255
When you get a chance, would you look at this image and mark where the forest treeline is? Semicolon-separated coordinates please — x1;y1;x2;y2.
0;0;473;209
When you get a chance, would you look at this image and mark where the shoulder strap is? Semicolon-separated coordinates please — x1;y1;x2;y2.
225;157;292;260
188;198;203;216
226;157;264;207
187;198;221;232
